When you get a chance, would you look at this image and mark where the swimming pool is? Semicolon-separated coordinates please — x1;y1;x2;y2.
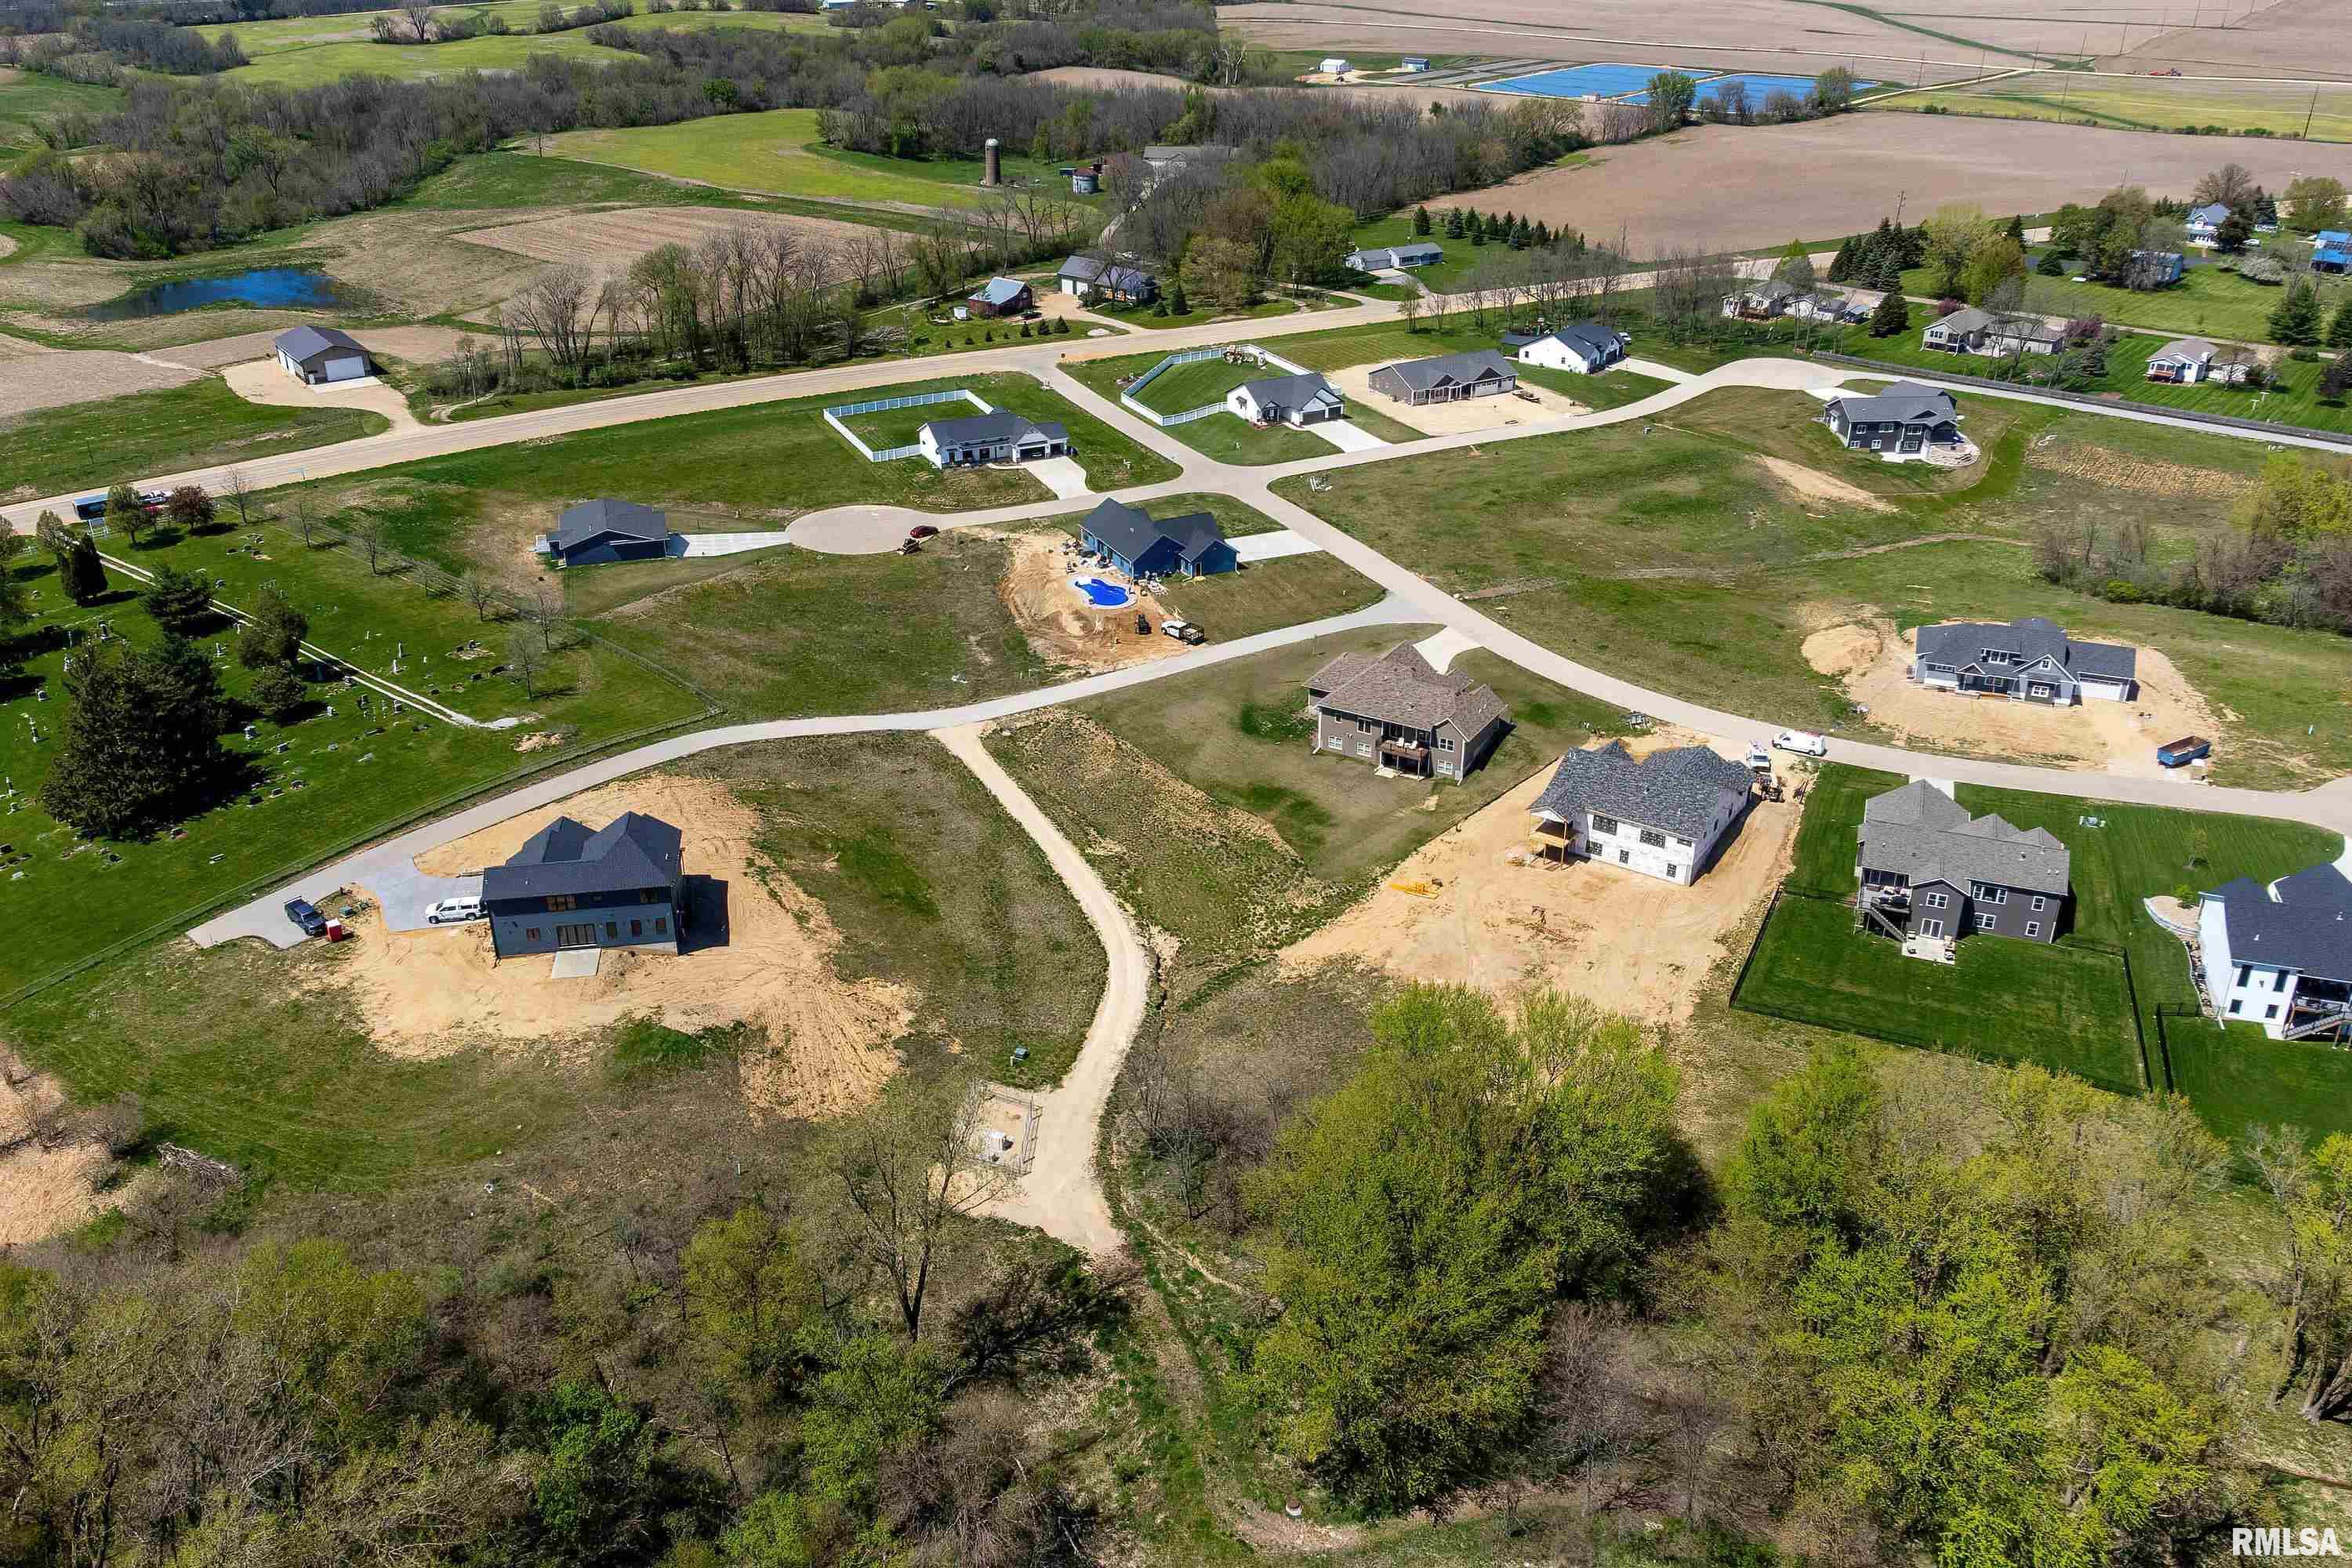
1625;71;1872;105
1071;576;1132;608
1476;62;1675;100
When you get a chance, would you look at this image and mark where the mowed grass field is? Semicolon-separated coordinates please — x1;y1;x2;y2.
3;379;389;503
1879;71;2352;143
0;67;121;171
1130;356;1261;416
1897;256;2352;347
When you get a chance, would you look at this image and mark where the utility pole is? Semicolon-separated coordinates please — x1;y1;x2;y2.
2306;86;2320;140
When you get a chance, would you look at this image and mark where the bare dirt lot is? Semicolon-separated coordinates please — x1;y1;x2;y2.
1282;734;1799;1025
1755;453;1896;513
0;348;202;419
1803;614;2223;778
1431;116;2351;256
0;1065;125;1250
1327;363;1581;432
455;205;878;275
997;529;1186;673
306;775;909;1117
222;358;420;432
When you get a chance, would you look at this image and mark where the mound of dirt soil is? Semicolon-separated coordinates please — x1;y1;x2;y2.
0;1068;132;1249
1755;454;1895;514
997;531;1185;674
1280;746;1800;1026
314;777;909;1117
1802;619;1886;680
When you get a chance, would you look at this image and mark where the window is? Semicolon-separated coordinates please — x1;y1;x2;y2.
2031;895;2046;913
1358;718;1376;734
1984;650;2013;666
655;916;669;935
525;927;542;942
630;920;643;938
1920;919;1944;938
2229;998;2243;1015
1617;849;1630;865
1976;913;1997;931
1924;891;1950;909
1436;735;1455;752
2025;921;2041;938
604;922;619;938
1674;837;1691;849
1639;828;1666;849
1969;884;2009;905
545;894;577;912
1592;815;1618;836
641;888;663;903
2238;964;2252;987
2267;1004;2281;1020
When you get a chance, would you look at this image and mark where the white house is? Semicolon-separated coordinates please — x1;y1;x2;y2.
273;325;370;385
2186;202;2231;242
916;409;1069;468
2198;866;2352;1040
1516;321;1625;374
2147;336;2256;385
1526;741;1756;886
1229;371;1345;426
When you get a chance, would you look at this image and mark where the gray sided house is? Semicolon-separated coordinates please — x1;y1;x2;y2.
274;325;371;385
543;498;670;568
1526;741;1755;886
2199;865;2352;1040
1305;644;1507;782
1922;306;2058;356
1058;254;1157;303
918;410;1069;468
484;812;685;960
1922;305;1994;353
1366;349;1518;405
1912;615;2137;704
1078;497;1234;579
1345;241;1445;271
1822;382;1962;458
1855;781;2070;944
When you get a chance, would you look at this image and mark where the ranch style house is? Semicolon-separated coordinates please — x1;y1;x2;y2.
1512;321;1625;374
1229;371;1346;426
2317;230;2350;273
1058;254;1158;303
1922;306;2060;356
2146;337;2256;385
1526;741;1756;886
484;812;686;960
1911;615;2138;704
918;410;1069;468
1344;241;1445;271
1305;643;1508;782
1078;497;1235;579
1855;781;2071;945
2199;865;2352;1041
1367;349;1519;405
540;498;671;568
1822;382;1962;459
274;325;371;385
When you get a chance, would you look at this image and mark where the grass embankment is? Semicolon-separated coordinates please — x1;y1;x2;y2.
0;519;704;994
1275;387;2352;786
0;69;122;171
0;732;1098;1185
2;379;388;502
1874;72;2352;143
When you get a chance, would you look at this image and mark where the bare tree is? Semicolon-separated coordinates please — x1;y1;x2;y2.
223;466;254;528
281;486;318;550
506;263;597;373
460;569;499;623
506;635;542;700
399;1;435;38
350;516;386;575
527;584;564;653
829;1077;1013;1341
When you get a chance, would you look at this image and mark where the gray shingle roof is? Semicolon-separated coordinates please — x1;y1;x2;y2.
1373;349;1516;394
1305;644;1506;735
1828;381;1957;426
1058;254;1156;292
2151;336;2216;364
1857;781;2071;896
2205;865;2352;978
923;410;1067;447
482;812;683;902
274;325;364;365
1912;615;2136;683
1238;372;1341;411
554;497;668;550
1142;143;1238;163
2189;202;2231;226
1347;241;1444;268
1930;306;1994;336
1530;741;1754;840
1530;321;1621;361
1080;497;1224;566
971;277;1029;307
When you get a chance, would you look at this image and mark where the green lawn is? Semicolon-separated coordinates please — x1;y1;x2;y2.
1784;760;1907;895
0;68;122;170
2;379;388;506
1130;356;1262;416
2162;1022;2352;1147
1341;211;1484;294
1733;891;2145;1094
1898;257;2352;346
1876;71;2352;143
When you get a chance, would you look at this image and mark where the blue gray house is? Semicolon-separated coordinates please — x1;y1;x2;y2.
2317;230;2351;274
1078;498;1236;579
967;276;1034;317
484;812;684;960
542;498;671;568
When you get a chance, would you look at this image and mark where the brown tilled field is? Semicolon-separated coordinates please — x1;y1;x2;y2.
2111;0;2352;76
455;205;880;274
1433;115;2352;252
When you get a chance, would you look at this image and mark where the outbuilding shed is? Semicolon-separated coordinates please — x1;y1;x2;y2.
274;325;371;385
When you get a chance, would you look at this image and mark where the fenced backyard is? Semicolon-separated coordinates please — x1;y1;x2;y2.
1120;344;1315;426
824;387;993;460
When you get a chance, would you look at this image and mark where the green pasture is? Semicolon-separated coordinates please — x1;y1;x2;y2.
1898;256;2351;344
1878;71;2352;143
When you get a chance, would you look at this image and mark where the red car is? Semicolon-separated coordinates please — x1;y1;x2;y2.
908;525;939;540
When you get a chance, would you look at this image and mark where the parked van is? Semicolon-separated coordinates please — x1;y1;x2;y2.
426;895;483;924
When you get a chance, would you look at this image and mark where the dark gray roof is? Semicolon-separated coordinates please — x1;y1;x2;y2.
1059;254;1156;292
1305;644;1506;736
1530;741;1753;840
1930;306;1994;336
2152;336;2216;364
1531;321;1621;361
1912;615;2136;683
1373;349;1516;394
482;812;682;902
1080;497;1224;565
1238;371;1341;410
274;325;365;365
1828;381;1957;425
2205;865;2352;978
554;497;669;550
1857;781;2071;895
1348;241;1444;267
971;276;1029;307
923;410;1067;446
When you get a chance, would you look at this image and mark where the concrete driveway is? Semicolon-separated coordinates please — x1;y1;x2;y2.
262;866;481;950
1024;456;1093;499
1311;418;1391;452
1231;528;1321;562
221;360;423;434
676;531;793;559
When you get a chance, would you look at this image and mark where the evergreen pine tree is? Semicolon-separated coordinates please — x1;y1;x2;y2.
1444;208;1465;240
1468;214;1486;246
1533;220;1552;248
1868;289;1911;338
1874;257;1906;293
1412;204;1432;237
2270;279;2324;345
1827;236;1857;284
38;636;227;840
64;535;107;605
1169;280;1188;315
2328;298;2352;350
2004;213;2026;244
141;564;212;637
2320;351;2352;403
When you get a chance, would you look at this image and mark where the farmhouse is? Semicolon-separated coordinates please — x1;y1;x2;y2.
1076;497;1235;579
1229;370;1345;426
1367;348;1519;405
1305;643;1508;782
2186;201;2231;241
1058;254;1158;303
273;325;371;385
1911;615;2138;704
917;409;1069;468
967;277;1034;318
2198;864;2352;1040
1526;742;1755;886
1854;781;2070;945
483;812;685;960
2313;230;2350;273
1821;381;1962;459
1516;321;1625;374
1345;241;1446;271
541;498;671;568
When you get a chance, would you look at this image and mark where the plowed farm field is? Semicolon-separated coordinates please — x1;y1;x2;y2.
453;205;879;271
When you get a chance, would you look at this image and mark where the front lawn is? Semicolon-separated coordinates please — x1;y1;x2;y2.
1899;256;2350;346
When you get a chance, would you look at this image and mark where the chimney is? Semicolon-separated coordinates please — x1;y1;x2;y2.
982;138;1002;187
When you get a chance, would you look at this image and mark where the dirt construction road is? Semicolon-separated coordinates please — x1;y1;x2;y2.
934;722;1148;1258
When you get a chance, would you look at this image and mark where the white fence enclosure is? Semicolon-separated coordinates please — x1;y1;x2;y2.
1120;343;1312;426
824;387;994;461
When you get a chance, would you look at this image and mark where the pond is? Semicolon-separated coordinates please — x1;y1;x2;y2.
82;267;359;321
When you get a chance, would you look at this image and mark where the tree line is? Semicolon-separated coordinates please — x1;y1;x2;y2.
0;16;247;78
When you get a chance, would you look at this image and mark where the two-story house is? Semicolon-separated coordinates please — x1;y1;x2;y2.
2198;865;2352;1040
1911;615;2138;704
2186;201;2232;242
1822;382;1963;459
1304;644;1508;782
483;812;686;960
1526;741;1756;885
1854;781;2071;944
